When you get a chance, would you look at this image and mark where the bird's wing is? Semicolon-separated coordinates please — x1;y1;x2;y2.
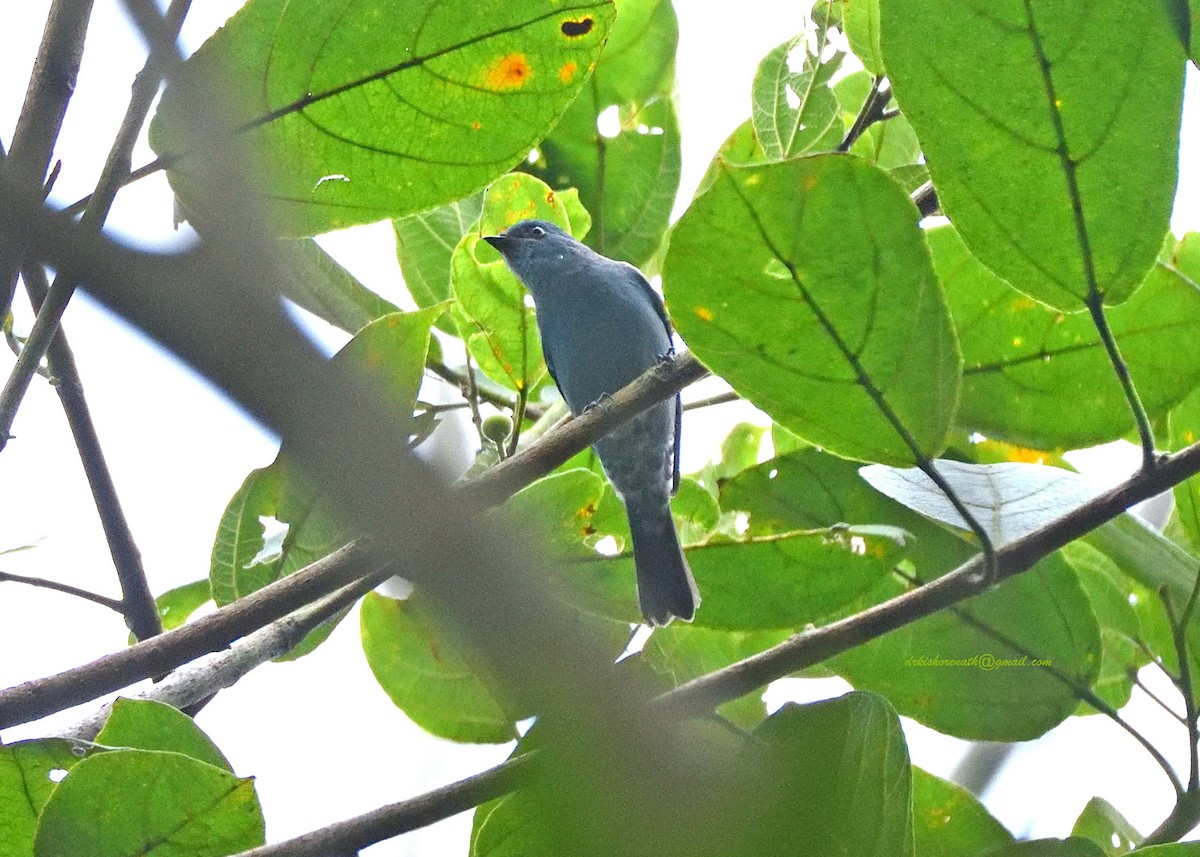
616;262;682;494
617;261;674;337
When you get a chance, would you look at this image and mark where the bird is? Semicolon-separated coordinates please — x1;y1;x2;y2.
484;219;699;626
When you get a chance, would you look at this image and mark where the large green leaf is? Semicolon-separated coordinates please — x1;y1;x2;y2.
754;693;913;857
831;551;1101;740
932;225;1200;449
881;0;1184;309
360;592;521;743
666;154;961;465
528;0;680;265
0;739;94;857
151;0;615;235
34;750;264;857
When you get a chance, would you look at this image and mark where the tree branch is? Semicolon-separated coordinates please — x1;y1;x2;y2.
22;263;162;640
58;564;394;742
0;569;122;611
0;0;94;318
0;541;379;730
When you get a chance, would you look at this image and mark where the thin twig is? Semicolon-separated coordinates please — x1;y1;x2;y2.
22;263;162;640
1131;670;1188;726
506;385;527;458
0;570;122;611
683;390;740;411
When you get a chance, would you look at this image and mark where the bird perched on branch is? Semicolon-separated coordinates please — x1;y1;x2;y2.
484;220;699;626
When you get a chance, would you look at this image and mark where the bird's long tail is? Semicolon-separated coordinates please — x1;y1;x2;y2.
628;503;699;626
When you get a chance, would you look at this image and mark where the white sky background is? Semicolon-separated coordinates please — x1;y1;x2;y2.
0;1;1198;853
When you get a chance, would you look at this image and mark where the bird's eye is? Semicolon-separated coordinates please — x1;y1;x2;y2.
531;225;546;237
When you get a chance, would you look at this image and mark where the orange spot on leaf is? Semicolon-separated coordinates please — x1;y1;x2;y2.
803;174;819;191
559;61;578;84
485;53;532;91
471;121;482;131
695;306;714;321
546;191;556;205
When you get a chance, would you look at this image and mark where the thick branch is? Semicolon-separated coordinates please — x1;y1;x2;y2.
0;541;378;730
58;565;394;742
459;353;710;509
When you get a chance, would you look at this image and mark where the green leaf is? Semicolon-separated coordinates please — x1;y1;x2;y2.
528;0;681;265
491;468;606;556
1133;846;1200;856
276;238;399;334
691;421;767;496
150;0;616;236
842;0;884;74
750;30;844;160
34;749;264;857
832;551;1101;740
881;0;1184;309
931;225;1200;449
1071;796;1140;856
665;154;961;465
452;173;588;391
394;191;485;332
360;592;520;743
572;531;893;630
721;448;975;580
754;692;913;857
96;699;233;773
1061;542;1143;714
209;466;285;607
912;767;1013;857
0;739;93;857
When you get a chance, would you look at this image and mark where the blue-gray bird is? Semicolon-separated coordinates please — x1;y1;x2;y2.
484;220;699;625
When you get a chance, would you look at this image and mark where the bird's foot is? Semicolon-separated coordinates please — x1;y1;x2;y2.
583;393;614;414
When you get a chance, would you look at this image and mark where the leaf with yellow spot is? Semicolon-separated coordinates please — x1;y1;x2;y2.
150;0;615;236
931;225;1200;449
881;0;1183;309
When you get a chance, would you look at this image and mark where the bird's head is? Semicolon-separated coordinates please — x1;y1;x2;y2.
483;220;581;285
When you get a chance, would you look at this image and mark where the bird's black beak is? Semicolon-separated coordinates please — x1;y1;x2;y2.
483;234;509;253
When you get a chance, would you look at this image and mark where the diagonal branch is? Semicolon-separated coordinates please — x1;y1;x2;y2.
0;0;95;319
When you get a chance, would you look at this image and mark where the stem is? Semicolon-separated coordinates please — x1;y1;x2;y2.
506;385;527;457
0;570;122;611
837;77;891;153
1086;290;1156;469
